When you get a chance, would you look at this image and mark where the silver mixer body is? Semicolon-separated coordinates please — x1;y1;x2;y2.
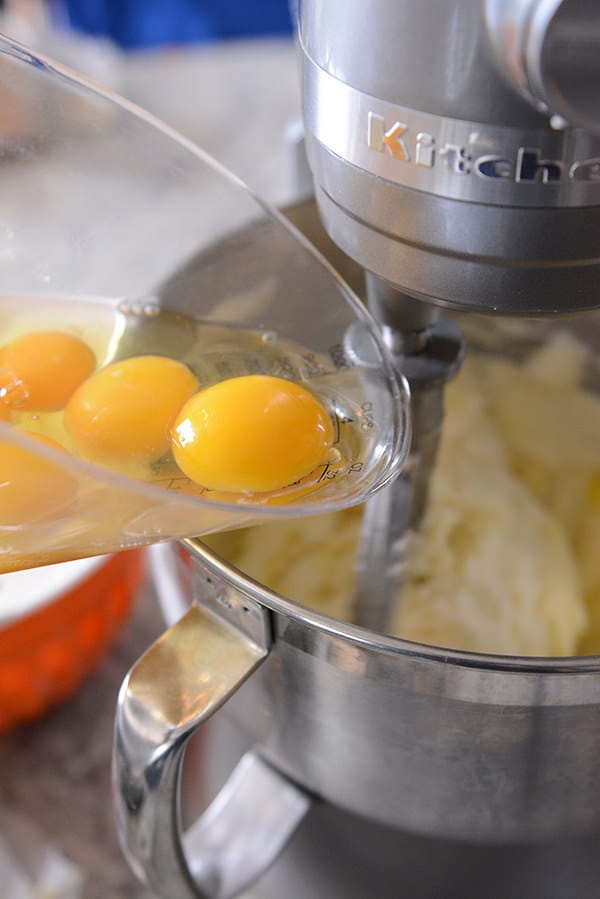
299;0;600;315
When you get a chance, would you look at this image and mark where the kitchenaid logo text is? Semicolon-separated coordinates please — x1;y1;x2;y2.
367;112;600;183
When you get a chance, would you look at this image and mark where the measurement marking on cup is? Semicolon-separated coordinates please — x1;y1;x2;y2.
360;401;375;430
332;414;341;444
270;356;300;380
318;464;339;482
299;353;328;378
328;343;350;370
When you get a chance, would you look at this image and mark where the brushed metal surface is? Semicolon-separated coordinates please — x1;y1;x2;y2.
302;49;600;207
299;0;600;313
176;539;600;844
199;712;600;899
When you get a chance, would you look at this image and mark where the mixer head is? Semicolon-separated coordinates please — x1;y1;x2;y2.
298;0;600;316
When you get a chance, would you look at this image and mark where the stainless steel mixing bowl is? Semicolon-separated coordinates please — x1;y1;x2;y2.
113;202;600;899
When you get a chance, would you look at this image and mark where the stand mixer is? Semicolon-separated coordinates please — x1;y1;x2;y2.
111;4;600;899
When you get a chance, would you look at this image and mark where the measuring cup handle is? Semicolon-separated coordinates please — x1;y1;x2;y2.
113;594;310;899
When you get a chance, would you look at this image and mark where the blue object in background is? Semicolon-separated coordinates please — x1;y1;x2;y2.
58;0;294;48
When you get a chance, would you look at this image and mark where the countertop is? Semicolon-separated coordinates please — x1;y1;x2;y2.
0;35;300;899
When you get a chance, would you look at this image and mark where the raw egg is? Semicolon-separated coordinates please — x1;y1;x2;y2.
171;374;334;493
0;432;77;528
0;330;95;411
64;355;199;466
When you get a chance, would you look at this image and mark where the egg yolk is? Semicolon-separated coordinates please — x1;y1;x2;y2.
0;330;96;411
0;401;10;422
170;374;334;493
64;355;199;466
0;432;77;528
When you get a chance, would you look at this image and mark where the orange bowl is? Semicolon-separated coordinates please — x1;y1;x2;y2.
0;550;145;732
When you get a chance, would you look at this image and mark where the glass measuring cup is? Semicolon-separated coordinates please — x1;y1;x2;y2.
0;35;410;574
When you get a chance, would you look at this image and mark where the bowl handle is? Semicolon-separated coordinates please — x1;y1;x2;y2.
113;575;310;898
